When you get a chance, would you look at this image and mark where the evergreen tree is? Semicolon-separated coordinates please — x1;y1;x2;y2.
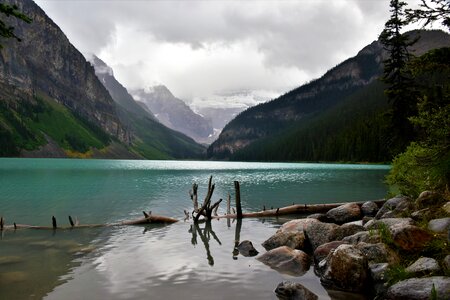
0;3;31;49
379;0;417;154
406;0;450;30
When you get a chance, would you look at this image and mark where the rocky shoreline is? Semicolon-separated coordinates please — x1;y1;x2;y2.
241;191;450;299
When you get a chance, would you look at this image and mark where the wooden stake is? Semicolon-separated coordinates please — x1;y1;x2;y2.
52;216;57;229
227;193;231;215
69;216;74;227
0;217;3;231
234;181;242;219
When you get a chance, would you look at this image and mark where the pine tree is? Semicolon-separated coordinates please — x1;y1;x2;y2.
379;0;417;154
406;0;450;31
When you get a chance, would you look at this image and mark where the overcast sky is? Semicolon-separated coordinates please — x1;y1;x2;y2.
34;0;423;105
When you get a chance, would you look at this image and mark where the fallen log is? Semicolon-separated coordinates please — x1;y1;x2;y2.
213;199;387;219
119;214;178;225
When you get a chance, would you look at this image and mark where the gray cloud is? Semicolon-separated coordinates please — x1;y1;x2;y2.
34;0;409;103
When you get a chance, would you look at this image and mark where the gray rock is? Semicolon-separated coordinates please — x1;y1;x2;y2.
361;201;379;217
320;244;369;292
257;246;310;277
342;231;381;244
275;281;318;300
443;202;450;214
406;257;441;276
364;217;414;232
278;219;319;234
355;242;400;265
375;196;412;219
370;263;390;296
411;208;430;220
331;223;365;241
428;218;450;233
386;276;450;300
444;255;450;271
416;191;444;208
237;240;259;257
307;213;329;222
313;241;348;265
304;221;339;251
326;203;361;224
262;231;306;251
362;216;373;225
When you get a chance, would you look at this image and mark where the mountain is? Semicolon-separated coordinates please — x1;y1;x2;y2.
88;56;205;159
0;0;204;159
132;86;214;144
207;30;450;161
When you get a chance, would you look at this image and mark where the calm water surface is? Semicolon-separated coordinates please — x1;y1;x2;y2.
0;158;390;299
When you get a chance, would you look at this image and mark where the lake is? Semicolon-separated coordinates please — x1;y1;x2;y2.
0;158;390;299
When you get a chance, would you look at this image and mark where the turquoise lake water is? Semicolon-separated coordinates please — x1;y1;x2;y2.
0;158;390;299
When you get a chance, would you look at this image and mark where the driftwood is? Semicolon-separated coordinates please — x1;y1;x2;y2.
214;199;387;219
192;176;223;222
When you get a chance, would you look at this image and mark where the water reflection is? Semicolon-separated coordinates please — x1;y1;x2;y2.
189;221;222;266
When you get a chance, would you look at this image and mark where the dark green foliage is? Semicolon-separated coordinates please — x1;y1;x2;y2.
406;0;450;30
379;0;418;152
231;81;393;162
387;48;450;197
0;3;31;48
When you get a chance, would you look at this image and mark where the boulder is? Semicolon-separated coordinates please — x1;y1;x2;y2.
342;231;381;244
361;201;379;217
274;281;318;300
364;217;414;232
411;208;430;221
375;196;413;219
443;202;450;214
369;263;390;297
443;255;450;271
237;240;259;257
320;244;368;292
391;225;433;251
326;203;361;224
278;218;319;234
428;218;450;233
307;213;329;222
405;257;441;276
416;191;444;208
355;242;400;265
386;276;450;300
304;221;339;251
262;231;306;251
257;246;310;276
313;241;348;265
331;223;365;241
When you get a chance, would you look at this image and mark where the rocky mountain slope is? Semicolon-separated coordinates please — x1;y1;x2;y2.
207;30;450;160
132;86;214;144
0;0;204;159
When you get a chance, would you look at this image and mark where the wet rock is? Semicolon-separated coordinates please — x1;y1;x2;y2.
386;276;450;300
304;221;339;251
278;219;319;234
391;225;433;251
262;231;306;251
342;231;381;244
275;281;318;300
406;257;440;276
0;256;23;265
355;242;400;265
257;246;310;277
326;203;361;224
237;240;259;257
313;241;348;265
307;213;329;222
369;263;390;297
361;201;379;217
375;196;413;219
320;244;369;292
331;223;365;241
428;218;450;233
